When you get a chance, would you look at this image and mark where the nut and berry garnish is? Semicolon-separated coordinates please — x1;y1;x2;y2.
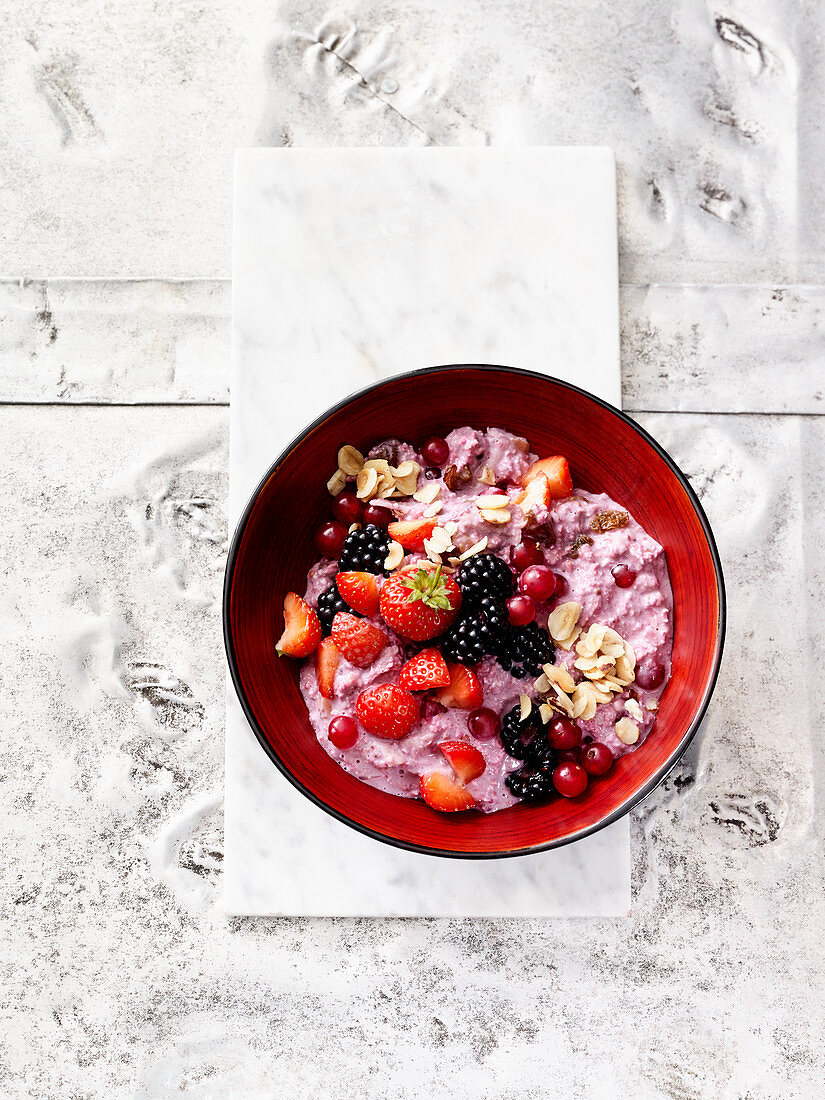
273;426;672;814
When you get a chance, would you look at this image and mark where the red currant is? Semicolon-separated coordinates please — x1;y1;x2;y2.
314;520;348;558
582;742;613;776
332;490;364;525
362;504;395;529
612;564;637;588
547;718;581;751
506;595;536;627
553;760;588;798
468;707;500;740
556;748;581;763
421;437;450;467
328;715;358;749
636;661;665;690
517;565;558;602
511;539;543;572
551;572;568;598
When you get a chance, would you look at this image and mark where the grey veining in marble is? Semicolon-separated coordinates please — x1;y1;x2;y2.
1;0;824;1095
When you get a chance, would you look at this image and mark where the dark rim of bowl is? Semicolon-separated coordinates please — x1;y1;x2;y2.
223;364;727;860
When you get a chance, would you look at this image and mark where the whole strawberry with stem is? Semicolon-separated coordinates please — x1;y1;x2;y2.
379;563;462;641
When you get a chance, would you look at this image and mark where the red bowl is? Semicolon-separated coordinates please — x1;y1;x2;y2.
224;365;725;858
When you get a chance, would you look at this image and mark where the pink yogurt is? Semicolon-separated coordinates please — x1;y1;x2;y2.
299;427;673;812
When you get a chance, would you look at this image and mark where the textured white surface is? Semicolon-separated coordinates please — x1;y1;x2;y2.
227;145;626;916
1;0;823;1095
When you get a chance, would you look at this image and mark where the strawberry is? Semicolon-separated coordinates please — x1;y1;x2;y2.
420;772;477;812
315;637;340;699
387;518;437;551
331;612;388;668
515;471;551;515
275;592;322;658
433;663;483;710
438;740;486;783
522;455;573;499
379;564;461;641
335;571;380;617
399;648;451;691
356;683;419;739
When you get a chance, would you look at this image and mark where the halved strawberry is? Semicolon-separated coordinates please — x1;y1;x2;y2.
275;592;322;658
379;564;461;641
315;637;340;699
399;648;451;691
522;456;573;499
433;663;483;710
387;518;437;551
438;740;486;783
336;571;380;617
420;771;477;812
356;683;419;739
331;612;387;668
515;471;551;515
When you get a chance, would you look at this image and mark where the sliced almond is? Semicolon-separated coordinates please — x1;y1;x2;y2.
572;683;598;721
476;494;509;510
477;466;496;485
623;641;637;668
614;654;635;684
548;602;582;644
539;703;555;724
480;508;511;525
413;483;440;505
615;717;640;745
554;626;582;651
533;673;551;694
551;683;575;717
423;501;443;518
338;445;364;476
327;469;347;496
384;541;404;571
378;478;398;499
364;457;393;476
348;523;361;534
356;466;379;500
646;699;659;712
544;664;576;694
457;537;488;561
519;694;532;721
625;699;644;722
442;521;460;537
601;640;626;659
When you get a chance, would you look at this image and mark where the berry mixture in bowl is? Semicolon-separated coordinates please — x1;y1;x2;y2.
274;427;673;814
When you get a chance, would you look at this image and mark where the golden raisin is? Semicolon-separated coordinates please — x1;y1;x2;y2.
589;510;629;533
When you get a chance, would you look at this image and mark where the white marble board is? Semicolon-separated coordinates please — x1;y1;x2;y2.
226;147;628;916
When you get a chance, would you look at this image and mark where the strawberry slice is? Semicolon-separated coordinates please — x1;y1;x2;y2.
399;648;451;691
335;571;380;617
315;637;340;699
276;592;322;658
439;740;486;783
387;518;437;551
420;772;477;812
331;612;387;668
356;683;419;739
522;456;573;499
433;663;483;710
515;471;551;515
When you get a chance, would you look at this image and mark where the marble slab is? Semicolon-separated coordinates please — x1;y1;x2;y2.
225;146;628;916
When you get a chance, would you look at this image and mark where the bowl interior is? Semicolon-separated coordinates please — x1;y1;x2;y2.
226;366;724;856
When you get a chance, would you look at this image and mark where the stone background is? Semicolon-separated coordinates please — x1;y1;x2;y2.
1;2;823;1096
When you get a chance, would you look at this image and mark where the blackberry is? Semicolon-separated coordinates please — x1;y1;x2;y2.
337;524;391;574
505;759;558;801
455;553;515;605
498;622;554;678
316;583;356;635
441;596;508;665
500;703;552;761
